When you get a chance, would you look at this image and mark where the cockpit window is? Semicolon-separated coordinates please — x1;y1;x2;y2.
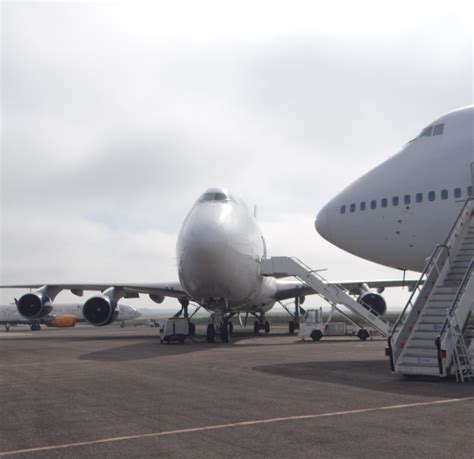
420;126;433;137
410;123;444;142
199;192;228;202
433;123;444;135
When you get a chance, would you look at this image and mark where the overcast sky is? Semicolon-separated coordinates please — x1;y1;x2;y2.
1;1;472;311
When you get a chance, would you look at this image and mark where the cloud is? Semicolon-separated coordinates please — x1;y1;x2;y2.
1;2;471;310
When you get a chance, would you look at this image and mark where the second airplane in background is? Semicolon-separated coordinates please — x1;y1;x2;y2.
0;303;141;331
2;188;412;343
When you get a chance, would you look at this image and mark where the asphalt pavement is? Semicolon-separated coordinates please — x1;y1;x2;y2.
1;325;473;458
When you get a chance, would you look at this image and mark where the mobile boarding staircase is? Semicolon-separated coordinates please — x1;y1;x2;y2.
260;258;391;337
388;199;474;382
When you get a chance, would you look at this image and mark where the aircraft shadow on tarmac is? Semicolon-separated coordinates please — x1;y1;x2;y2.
76;330;302;361
254;360;474;398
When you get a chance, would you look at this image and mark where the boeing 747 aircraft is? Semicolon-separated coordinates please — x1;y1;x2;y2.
316;105;473;272
2;188;412;343
0;303;141;331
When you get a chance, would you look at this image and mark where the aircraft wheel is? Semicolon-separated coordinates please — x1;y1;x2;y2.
357;329;369;341
253;321;260;334
206;324;215;343
264;321;270;334
221;321;230;343
228;321;234;335
311;330;323;341
289;321;295;335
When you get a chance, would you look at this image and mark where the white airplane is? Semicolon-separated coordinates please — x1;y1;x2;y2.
316;105;474;272
0;303;141;332
1;188;412;343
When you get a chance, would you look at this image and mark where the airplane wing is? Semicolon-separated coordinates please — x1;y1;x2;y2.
274;278;420;301
0;281;189;300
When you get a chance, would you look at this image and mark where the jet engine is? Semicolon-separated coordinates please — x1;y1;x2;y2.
17;293;53;319
149;294;165;304
358;291;387;316
82;295;119;326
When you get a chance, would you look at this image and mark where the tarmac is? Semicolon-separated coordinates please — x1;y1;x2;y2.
1;324;473;458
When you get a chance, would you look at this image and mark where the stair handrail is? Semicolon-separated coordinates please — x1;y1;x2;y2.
389;244;449;337
388;198;474;356
288;256;390;326
435;261;474;375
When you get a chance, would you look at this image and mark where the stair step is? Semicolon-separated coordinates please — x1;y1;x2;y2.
396;363;441;376
432;287;459;293
409;338;438;346
400;356;439;365
416;323;444;332
411;331;439;340
418;316;446;324
404;348;439;357
423;312;449;318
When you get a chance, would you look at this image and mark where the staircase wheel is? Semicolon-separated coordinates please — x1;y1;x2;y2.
357;329;369;341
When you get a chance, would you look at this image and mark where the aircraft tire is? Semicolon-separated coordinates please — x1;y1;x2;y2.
264;321;270;334
228;322;233;335
206;324;215;343
253;321;260;334
221;322;230;343
289;321;295;335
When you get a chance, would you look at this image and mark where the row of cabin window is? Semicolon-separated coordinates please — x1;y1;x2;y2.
340;186;473;214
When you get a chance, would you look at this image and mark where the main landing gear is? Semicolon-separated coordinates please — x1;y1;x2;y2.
30;323;41;331
206;315;233;343
288;297;304;334
253;312;270;334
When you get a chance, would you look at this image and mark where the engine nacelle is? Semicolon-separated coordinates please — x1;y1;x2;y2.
17;293;52;319
82;296;119;326
149;294;165;304
358;291;387;316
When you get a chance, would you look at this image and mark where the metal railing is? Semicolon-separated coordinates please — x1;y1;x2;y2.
387;198;473;370
388;244;450;369
435;261;474;375
289;257;390;327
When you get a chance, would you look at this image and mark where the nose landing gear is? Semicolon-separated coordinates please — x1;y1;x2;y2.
253;313;270;334
207;310;233;343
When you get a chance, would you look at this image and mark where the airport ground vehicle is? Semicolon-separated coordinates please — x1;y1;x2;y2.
298;309;324;341
159;318;189;344
298;308;370;341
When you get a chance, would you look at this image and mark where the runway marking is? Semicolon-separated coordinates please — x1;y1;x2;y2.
1;396;473;456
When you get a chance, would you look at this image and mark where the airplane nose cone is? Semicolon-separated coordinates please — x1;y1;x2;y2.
315;205;331;240
189;221;230;256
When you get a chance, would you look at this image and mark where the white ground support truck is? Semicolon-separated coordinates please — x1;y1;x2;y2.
298;308;370;341
298;309;324;341
159;318;189;344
